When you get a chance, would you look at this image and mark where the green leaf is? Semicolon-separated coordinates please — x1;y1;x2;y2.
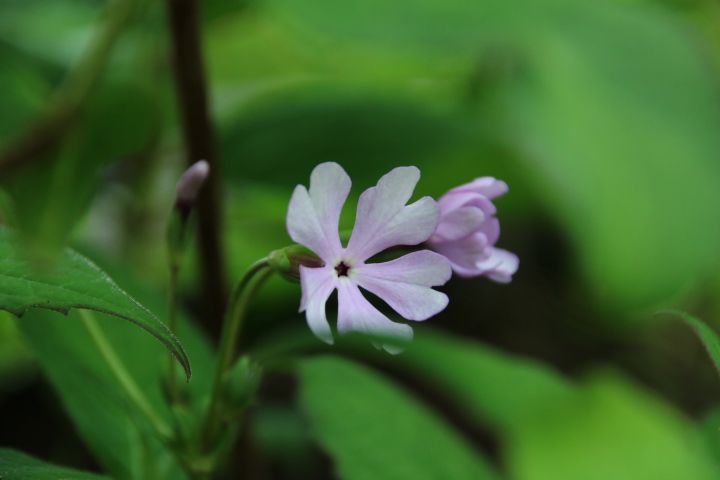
299;355;499;480
399;330;574;430
502;3;720;309
18;258;216;480
506;372;719;480
3;77;162;251
0;227;191;379
268;0;534;56
219;85;467;188
0;448;109;480
269;0;720;310
397;331;719;479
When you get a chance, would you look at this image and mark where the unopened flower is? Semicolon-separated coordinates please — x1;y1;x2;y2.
287;162;451;351
428;177;518;283
175;160;210;217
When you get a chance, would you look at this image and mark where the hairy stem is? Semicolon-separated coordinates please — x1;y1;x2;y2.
164;0;227;339
0;0;140;173
201;259;272;450
79;309;172;440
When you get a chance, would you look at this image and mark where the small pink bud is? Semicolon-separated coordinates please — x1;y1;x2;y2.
175;160;210;211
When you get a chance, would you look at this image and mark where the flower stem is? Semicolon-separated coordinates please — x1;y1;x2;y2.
201;259;272;449
79;309;173;440
167;262;180;402
164;0;227;339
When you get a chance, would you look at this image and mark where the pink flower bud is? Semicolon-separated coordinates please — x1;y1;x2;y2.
175;160;210;212
428;177;518;283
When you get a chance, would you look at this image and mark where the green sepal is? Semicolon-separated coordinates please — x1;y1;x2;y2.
220;356;262;419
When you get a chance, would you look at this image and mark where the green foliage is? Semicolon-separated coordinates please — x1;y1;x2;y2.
396;331;719;479
507;372;719;480
219;86;467;187
0;227;190;379
400;331;574;429
503;3;720;310
265;0;720;311
3;0;720;478
3;77;162;250
18;261;215;480
299;355;499;480
0;449;109;480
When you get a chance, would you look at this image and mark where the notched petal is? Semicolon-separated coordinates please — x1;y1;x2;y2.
354;251;451;321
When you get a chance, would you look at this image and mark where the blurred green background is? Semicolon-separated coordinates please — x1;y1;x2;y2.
3;0;720;478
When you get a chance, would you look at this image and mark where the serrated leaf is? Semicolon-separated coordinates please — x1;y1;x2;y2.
0;227;191;379
0;449;109;480
299;355;499;480
18;257;216;480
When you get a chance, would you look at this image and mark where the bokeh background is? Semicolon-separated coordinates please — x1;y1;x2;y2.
2;0;720;478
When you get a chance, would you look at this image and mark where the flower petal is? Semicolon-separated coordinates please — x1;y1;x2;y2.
347;166;438;261
476;248;519;284
287;162;351;262
431;232;490;277
433;206;484;242
354;250;451;321
336;278;413;350
480;217;500;245
453;177;508;199
299;265;337;344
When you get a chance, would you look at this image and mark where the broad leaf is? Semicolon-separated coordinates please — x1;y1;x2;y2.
0;227;190;378
0;449;109;480
299;355;499;480
398;331;719;479
506;373;719;480
502;3;720;309
399;330;574;430
18;257;216;480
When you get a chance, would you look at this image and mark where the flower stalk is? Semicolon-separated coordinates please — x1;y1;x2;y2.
167;160;210;402
201;258;273;450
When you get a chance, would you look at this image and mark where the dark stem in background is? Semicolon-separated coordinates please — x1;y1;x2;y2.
165;0;227;338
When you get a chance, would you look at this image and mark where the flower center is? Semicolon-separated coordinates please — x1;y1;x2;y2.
334;261;351;277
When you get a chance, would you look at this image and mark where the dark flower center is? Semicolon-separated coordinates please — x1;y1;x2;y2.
335;261;351;277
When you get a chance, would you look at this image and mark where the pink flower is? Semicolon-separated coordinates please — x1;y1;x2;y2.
428;177;519;283
287;162;451;351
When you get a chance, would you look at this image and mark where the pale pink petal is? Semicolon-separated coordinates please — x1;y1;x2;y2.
299;265;337;344
476;248;519;284
354;251;451;321
431;232;490;277
433;206;484;242
336;278;413;351
346;166;438;261
480;217;500;245
287;162;351;262
453;177;508;199
437;191;496;217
